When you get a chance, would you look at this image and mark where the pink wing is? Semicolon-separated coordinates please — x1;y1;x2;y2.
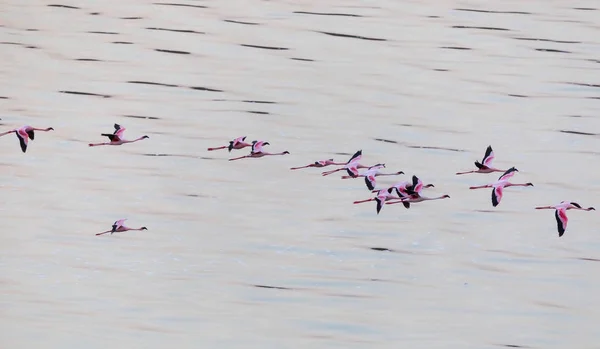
555;209;568;237
411;175;423;194
498;167;518;181
114;218;127;227
482;145;495;167
346;164;359;177
491;185;503;207
347;150;362;165
17;127;29;140
233;136;246;144
252;141;265;153
115;126;126;139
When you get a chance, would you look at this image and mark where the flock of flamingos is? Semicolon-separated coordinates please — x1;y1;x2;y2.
1;124;595;238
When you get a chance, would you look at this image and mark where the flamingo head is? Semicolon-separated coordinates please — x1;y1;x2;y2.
425;184;435;188
525;182;534;186
141;227;148;230
589;207;596;210
396;171;404;175
46;127;54;131
442;195;451;198
282;151;290;154
142;135;149;139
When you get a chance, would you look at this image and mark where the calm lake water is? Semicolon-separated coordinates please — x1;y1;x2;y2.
1;1;599;348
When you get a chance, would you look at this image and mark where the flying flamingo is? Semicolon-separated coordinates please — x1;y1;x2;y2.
386;175;450;208
456;145;507;175
89;124;149;147
290;158;346;170
228;140;289;161
321;150;375;178
353;187;401;214
378;179;435;197
535;201;595;237
207;136;252;152
0;125;54;153
340;164;404;190
469;167;533;207
95;219;148;236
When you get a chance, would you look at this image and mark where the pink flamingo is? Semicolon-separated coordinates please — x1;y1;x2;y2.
290;158;346;170
207;136;252;152
229;140;289;161
535;201;595;237
89;124;149;147
340;164;404;190
321;150;375;177
353;187;400;214
96;219;148;236
387;175;450;208
456;145;507;175
469;167;533;207
378;180;435;197
0;125;54;153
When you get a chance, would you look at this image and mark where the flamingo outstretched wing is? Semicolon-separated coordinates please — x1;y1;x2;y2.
555;209;568;237
228;136;247;152
491;185;504;207
346;150;362;165
498;167;518;181
482;145;495;167
16;129;29;152
251;140;266;153
346;163;359;178
114;124;126;138
112;218;127;232
406;175;423;195
365;174;376;190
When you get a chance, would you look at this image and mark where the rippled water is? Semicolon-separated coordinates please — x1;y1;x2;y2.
1;1;599;348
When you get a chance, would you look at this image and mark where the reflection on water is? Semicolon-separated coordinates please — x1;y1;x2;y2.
1;1;600;348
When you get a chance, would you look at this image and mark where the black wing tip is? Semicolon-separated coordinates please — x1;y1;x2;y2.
365;177;375;190
403;201;410;209
571;202;581;208
491;188;499;207
555;210;565;237
474;161;483;169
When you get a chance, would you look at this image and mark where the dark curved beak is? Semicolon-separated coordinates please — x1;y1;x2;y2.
264;142;270;146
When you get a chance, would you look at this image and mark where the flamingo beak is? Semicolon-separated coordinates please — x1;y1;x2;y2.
141;227;148;230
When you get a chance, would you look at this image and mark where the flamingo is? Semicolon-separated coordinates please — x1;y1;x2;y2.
89;124;149;147
229;140;289;161
0;125;54;153
535;201;595;237
321;150;374;177
290;158;346;170
469;167;533;207
456;145;507;175
378;180;435;197
386;175;450;208
96;219;148;236
353;187;401;214
340;164;404;190
207;136;252;152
